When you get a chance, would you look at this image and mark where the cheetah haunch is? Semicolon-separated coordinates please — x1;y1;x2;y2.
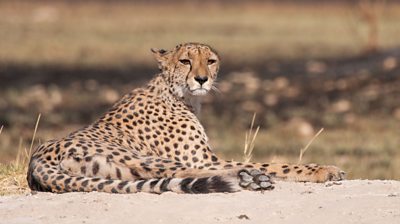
27;43;345;194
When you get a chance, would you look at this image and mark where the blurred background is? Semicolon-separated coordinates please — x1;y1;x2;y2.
0;0;399;180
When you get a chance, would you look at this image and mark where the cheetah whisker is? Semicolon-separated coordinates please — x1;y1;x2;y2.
211;85;221;94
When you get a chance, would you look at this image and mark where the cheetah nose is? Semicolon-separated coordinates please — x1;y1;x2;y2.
194;76;208;85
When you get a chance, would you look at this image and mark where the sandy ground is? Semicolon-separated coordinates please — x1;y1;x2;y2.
0;180;399;224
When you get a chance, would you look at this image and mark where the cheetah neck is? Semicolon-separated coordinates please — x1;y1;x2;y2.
147;74;202;116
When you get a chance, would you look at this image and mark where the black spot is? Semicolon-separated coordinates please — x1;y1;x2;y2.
92;162;100;175
97;183;104;190
136;180;146;191
149;180;159;191
104;180;114;185
64;178;72;186
112;151;120;156
81;180;89;187
296;169;303;174
283;168;290;174
111;188;118;193
223;164;233;168
81;166;86;174
211;155;218;162
56;175;65;180
64;142;73;148
117;181;129;190
116;168;122;179
130;168;141;178
160;178;171;192
180;178;194;193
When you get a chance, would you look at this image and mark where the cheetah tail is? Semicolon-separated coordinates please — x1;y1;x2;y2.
27;161;240;194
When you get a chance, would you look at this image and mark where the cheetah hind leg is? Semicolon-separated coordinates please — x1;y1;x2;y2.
238;169;274;191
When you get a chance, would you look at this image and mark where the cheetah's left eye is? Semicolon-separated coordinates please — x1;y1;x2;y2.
207;59;217;65
179;59;191;65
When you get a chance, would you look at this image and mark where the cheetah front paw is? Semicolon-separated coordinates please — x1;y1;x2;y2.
315;165;346;183
238;169;274;191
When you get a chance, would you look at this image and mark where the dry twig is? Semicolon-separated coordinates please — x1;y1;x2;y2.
27;113;41;159
297;128;324;164
243;113;260;163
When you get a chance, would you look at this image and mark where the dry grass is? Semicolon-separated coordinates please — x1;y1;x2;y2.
0;164;29;196
297;128;324;164
243;114;260;163
0;114;41;195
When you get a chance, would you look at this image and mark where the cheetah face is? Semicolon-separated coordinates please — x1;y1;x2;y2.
151;43;220;97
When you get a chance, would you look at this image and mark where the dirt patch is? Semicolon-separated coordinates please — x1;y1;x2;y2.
0;180;399;224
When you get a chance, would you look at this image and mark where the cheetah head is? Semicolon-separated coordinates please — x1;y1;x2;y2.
151;43;220;97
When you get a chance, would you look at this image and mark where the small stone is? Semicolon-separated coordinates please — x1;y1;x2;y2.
238;214;250;220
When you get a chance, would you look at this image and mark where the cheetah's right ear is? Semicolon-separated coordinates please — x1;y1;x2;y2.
151;48;171;70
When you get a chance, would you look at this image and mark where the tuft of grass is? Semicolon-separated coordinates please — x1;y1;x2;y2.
297;128;324;164
243;113;260;163
0;164;29;196
0;114;41;195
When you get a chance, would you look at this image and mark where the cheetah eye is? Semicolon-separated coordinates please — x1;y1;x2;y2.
207;59;217;65
179;59;191;65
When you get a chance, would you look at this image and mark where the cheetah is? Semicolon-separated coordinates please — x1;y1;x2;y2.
27;43;345;194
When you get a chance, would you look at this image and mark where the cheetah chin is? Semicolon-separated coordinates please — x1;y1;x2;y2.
190;88;208;96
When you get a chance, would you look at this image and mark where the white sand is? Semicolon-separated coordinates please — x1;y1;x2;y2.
0;180;399;224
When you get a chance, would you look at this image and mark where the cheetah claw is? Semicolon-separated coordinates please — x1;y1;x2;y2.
239;169;274;191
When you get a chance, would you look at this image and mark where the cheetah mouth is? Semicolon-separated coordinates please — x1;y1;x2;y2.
190;88;209;96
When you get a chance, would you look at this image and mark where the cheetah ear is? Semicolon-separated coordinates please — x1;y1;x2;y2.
151;48;171;70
